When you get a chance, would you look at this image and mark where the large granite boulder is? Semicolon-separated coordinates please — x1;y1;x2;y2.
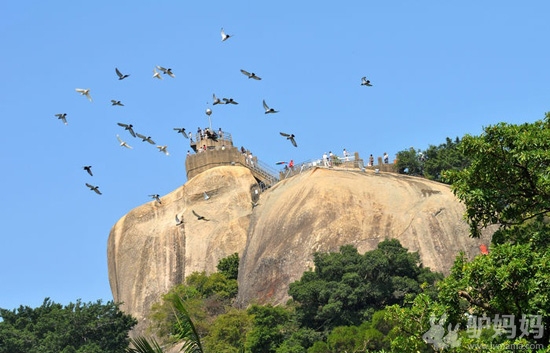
107;166;491;335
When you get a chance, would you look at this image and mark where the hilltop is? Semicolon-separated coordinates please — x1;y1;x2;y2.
107;164;491;335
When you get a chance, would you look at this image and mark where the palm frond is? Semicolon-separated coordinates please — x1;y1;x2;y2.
126;336;165;353
171;295;204;353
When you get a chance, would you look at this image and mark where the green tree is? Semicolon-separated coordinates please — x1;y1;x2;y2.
444;114;550;237
288;240;442;332
217;252;240;280
203;308;252;353
438;234;550;346
0;298;136;353
423;136;469;182
245;304;291;353
396;137;469;182
149;255;240;342
434;113;550;347
395;147;423;175
128;295;204;353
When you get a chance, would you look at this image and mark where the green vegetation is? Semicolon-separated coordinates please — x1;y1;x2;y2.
396;136;469;183
139;114;550;352
0;298;136;353
7;114;550;352
288;240;442;332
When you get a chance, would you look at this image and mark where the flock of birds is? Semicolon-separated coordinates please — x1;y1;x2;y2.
56;64;187;197
57;27;373;226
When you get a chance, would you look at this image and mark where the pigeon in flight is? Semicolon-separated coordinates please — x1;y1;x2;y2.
75;88;93;102
212;93;224;105
153;68;163;80
361;77;373;86
175;214;184;226
117;123;136;137
149;194;161;204
157;145;169;156
116;134;133;149
55;113;68;125
220;27;232;41
136;133;155;144
280;132;298;147
156;66;175;78
111;100;124;106
115;68;130;80
263;100;279;114
203;191;210;200
222;97;238;105
173;127;189;138
83;166;93;176
85;183;102;195
240;69;262;80
192;210;209;221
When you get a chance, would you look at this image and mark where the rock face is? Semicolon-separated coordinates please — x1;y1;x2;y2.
108;166;257;335
107;166;491;335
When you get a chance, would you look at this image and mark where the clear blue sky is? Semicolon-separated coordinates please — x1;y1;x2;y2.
1;1;549;311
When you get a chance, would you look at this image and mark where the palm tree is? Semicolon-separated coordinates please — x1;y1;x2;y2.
126;295;204;353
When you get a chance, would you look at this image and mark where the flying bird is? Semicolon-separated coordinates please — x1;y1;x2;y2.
116;134;133;149
173;127;189;138
175;214;184;226
203;191;210;200
153;68;163;80
55;113;68;125
83;166;93;176
212;93;224;105
222;97;238;105
280;132;298;147
85;183;102;195
251;201;259;209
111;100;124;106
136;133;155;144
192;210;209;221
157;145;169;155
361;77;373;86
117;122;136;137
115;68;130;80
240;69;261;80
149;194;161;204
220;27;232;41
156;66;175;78
263;100;279;114
75;88;93;102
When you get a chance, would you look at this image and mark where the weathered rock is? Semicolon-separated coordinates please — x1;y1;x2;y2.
107;165;491;335
235;167;492;307
107;166;257;335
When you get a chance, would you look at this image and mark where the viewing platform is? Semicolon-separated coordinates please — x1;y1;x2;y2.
185;128;397;189
185;129;279;190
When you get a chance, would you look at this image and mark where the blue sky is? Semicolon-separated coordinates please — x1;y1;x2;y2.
1;1;549;311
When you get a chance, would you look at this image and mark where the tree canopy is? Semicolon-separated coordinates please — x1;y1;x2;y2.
288;239;442;332
444;113;550;237
0;298;136;353
395;136;469;183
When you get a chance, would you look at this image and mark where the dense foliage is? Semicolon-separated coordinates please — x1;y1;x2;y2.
396;137;469;183
0;298;136;353
444;113;550;237
10;115;550;352
288;239;442;332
